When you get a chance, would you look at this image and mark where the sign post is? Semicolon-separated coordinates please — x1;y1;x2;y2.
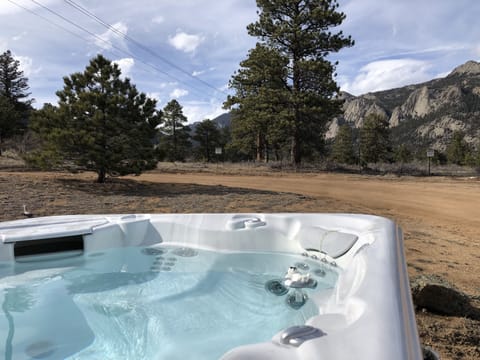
426;149;434;176
215;147;223;169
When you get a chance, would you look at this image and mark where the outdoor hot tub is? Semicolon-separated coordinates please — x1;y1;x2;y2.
0;213;422;359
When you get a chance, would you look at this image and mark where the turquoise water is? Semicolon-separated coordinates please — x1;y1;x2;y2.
0;246;338;360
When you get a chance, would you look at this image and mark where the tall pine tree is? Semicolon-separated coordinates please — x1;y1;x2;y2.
0;50;33;154
359;113;391;164
228;0;353;166
332;124;356;164
225;44;289;162
158;100;191;161
29;55;160;182
193;119;221;162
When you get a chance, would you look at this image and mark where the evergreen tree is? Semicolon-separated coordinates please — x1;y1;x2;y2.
29;55;160;183
0;96;20;155
225;44;289;162
0;50;33;154
193;119;221;162
446;131;470;165
394;143;413;164
231;0;353;166
331;125;356;164
158;99;191;161
360;113;391;164
0;50;32;110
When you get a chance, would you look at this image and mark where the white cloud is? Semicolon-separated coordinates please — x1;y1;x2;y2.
341;59;432;95
12;31;27;42
0;38;7;51
0;0;59;15
170;88;189;98
158;81;177;89
94;22;128;50
182;100;225;123
152;15;164;24
16;55;42;77
192;67;215;77
113;58;134;78
147;92;161;102
168;32;205;53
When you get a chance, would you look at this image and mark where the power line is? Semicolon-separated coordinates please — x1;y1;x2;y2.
6;0;96;48
62;0;227;96
25;0;184;85
12;0;222;101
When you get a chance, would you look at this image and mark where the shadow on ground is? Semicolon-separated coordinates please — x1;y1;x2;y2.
57;177;281;197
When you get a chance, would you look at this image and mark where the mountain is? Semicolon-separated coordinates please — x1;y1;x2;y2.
189;113;231;134
328;60;480;151
211;113;231;128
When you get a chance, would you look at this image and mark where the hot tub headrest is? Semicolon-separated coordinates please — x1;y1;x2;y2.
297;227;358;258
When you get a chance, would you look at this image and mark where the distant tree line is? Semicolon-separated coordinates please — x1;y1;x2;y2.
2;49;479;183
328;113;480;169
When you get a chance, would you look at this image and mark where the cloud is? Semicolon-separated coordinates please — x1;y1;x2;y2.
152;15;164;24
341;59;432;95
192;67;215;77
182;100;225;123
16;55;42;77
147;92;161;102
0;0;59;15
12;31;27;42
113;58;134;78
170;88;189;98
94;22;128;50
168;32;205;53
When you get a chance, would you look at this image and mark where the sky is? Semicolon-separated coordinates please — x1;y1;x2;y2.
1;0;480;123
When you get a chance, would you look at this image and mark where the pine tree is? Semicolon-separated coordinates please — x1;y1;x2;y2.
230;0;354;166
0;96;21;155
0;50;33;154
193;119;221;162
225;44;289;162
332;125;356;164
360;113;391;164
446;131;470;165
158;100;191;161
394;144;413;164
0;50;32;109
29;55;160;182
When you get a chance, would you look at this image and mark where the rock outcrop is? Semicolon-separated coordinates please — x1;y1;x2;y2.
328;60;480;151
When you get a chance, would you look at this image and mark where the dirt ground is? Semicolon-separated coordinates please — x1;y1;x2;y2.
1;164;479;359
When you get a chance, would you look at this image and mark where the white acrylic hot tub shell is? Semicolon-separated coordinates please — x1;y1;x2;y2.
0;213;422;360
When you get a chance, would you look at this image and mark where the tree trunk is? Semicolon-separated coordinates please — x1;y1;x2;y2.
97;168;106;183
290;136;301;167
256;131;264;162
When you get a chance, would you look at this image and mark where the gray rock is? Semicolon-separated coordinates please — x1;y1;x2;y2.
422;346;440;360
410;274;480;320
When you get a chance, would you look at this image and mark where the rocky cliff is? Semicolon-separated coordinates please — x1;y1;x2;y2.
328;60;480;151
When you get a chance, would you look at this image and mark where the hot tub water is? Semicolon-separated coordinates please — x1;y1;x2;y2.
0;246;337;360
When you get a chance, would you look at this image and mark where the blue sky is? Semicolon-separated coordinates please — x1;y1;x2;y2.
1;0;480;123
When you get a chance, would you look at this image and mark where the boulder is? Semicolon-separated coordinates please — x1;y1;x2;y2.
410;274;479;320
